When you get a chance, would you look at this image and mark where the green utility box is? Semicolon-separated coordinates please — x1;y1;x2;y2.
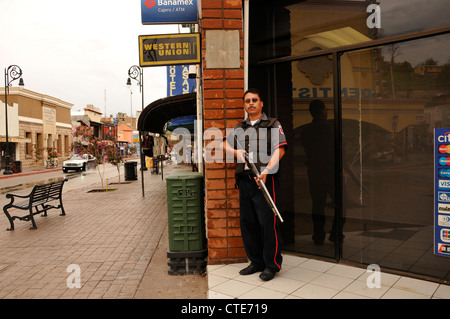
166;172;205;252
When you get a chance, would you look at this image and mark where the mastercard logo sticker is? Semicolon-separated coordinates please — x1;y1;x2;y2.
440;145;450;154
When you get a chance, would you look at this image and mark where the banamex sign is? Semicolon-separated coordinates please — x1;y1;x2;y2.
141;0;198;24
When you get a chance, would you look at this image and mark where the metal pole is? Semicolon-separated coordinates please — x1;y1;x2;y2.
3;68;12;174
140;69;145;197
3;65;23;175
128;65;146;197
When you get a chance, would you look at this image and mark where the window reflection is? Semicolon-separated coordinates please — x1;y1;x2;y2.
341;34;450;277
253;0;450;61
252;0;450;280
290;55;337;258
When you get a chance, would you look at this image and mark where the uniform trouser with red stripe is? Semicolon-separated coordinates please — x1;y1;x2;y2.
238;175;283;272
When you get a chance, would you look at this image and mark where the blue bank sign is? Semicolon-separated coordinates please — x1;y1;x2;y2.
141;0;198;24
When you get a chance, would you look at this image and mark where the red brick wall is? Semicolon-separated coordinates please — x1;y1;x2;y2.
201;0;247;264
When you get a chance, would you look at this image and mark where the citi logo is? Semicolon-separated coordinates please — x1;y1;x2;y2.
438;132;450;143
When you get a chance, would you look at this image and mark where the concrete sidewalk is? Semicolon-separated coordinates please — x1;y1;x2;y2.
0;163;208;299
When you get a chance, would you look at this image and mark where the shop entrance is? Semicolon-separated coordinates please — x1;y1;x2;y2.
248;0;450;281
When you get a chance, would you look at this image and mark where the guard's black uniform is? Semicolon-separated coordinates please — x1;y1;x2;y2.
225;113;287;272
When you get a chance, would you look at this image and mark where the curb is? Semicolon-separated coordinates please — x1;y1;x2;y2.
0;167;62;180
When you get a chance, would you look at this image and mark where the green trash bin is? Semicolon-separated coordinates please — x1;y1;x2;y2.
166;172;205;252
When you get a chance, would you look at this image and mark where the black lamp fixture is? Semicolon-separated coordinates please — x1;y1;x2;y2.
126;65;147;194
3;65;24;175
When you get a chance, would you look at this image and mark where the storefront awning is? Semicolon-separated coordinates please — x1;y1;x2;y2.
137;93;196;134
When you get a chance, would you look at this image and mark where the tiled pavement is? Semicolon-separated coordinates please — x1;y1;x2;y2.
0;163;206;299
207;255;450;299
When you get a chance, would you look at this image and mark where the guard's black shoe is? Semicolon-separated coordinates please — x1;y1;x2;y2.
259;268;276;281
239;264;265;276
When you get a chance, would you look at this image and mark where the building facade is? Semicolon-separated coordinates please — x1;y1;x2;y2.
201;0;450;283
0;87;73;169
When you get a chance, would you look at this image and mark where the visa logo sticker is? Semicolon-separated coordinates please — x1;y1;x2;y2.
438;191;450;202
439;180;450;189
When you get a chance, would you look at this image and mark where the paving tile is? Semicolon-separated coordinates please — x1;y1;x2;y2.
342;279;390;299
381;287;430;299
260;275;306;294
239;286;288;299
291;283;339;299
434;284;450;299
392;276;439;297
309;273;354;291
280;265;322;283
326;264;366;279
212;279;256;298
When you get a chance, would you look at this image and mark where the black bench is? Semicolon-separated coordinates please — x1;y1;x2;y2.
2;178;67;230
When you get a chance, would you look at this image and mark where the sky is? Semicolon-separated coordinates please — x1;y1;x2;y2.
0;0;188;117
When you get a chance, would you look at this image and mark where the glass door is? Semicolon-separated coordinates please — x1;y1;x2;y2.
288;54;338;259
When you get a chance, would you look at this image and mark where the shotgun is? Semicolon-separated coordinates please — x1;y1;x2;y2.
235;138;284;223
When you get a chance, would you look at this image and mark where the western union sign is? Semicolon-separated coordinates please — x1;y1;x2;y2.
139;33;201;67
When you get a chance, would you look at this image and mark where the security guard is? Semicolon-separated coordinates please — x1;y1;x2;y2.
223;88;287;281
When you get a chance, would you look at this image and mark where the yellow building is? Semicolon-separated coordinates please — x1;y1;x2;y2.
0;87;73;169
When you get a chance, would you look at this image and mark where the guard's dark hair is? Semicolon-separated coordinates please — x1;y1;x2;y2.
243;88;263;102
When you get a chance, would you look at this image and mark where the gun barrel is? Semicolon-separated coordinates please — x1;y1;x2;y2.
259;180;284;222
243;152;284;223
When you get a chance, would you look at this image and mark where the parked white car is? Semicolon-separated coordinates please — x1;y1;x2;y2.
62;154;96;173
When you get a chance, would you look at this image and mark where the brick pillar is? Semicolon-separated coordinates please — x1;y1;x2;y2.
201;0;247;264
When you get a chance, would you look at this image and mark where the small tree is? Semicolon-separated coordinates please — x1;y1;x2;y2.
33;142;45;170
72;124;118;190
106;145;124;184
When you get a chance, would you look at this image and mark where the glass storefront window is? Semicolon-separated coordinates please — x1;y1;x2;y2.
251;0;450;281
289;55;337;258
341;34;450;278
252;0;450;61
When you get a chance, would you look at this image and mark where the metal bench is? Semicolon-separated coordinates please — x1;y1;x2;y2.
2;178;67;230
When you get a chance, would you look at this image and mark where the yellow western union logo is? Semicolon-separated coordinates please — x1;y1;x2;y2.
144;42;191;56
139;33;200;67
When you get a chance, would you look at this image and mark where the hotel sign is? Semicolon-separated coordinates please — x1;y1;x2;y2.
167;65;196;96
141;0;198;24
139;33;201;67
